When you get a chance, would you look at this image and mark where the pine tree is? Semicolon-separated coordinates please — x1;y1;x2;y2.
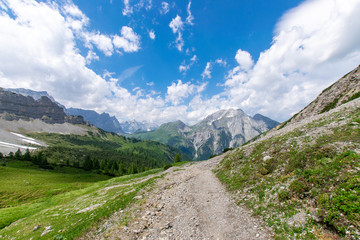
83;155;93;171
23;149;31;161
14;149;22;160
174;153;181;163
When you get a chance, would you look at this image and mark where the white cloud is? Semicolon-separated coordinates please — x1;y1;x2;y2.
1;0;360;126
113;26;141;53
235;50;253;71
201;58;226;79
85;32;114;56
215;58;227;66
224;0;360;121
149;29;155;40
169;15;185;51
85;50;99;64
160;1;169;15
166;80;207;105
169;15;183;34
186;1;194;25
201;62;212;79
122;0;133;16
179;54;197;73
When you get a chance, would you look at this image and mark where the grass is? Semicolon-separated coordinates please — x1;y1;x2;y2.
215;107;360;239
0;160;163;239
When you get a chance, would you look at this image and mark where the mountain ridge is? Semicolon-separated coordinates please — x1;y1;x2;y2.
132;108;279;160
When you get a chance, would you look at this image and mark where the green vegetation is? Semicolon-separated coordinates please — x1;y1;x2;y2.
26;130;190;176
163;160;190;170
132;121;196;159
0;159;162;239
174;153;181;163
215;107;360;239
342;91;360;104
320;97;340;113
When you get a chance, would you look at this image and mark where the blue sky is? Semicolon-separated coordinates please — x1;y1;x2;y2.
1;0;360;124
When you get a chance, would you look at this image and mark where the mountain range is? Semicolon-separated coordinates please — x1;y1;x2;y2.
132;108;279;160
4;87;279;160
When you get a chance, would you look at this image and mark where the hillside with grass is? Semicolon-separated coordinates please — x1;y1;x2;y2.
24;129;190;176
215;66;360;239
0;159;164;239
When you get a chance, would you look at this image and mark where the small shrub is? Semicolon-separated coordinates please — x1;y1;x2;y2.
290;178;310;197
163;164;172;170
278;190;290;202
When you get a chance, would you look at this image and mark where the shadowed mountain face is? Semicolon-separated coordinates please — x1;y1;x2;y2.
0;88;83;124
132;109;279;160
66;108;124;134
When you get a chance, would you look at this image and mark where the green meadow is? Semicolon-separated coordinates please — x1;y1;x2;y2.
0;160;162;239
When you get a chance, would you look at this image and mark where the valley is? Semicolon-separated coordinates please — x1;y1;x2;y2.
0;65;359;239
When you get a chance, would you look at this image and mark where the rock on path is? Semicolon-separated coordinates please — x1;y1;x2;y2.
88;155;273;239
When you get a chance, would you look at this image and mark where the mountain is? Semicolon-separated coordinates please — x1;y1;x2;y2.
120;120;159;134
6;88;65;109
66;108;124;134
132;109;279;160
0;87;190;170
215;65;360;239
0;88;84;125
4;88;126;134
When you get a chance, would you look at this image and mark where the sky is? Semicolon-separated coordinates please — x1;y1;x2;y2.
1;0;360;125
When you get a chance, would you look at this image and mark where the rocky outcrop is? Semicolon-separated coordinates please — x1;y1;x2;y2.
66;108;124;134
285;65;360;126
0;88;85;124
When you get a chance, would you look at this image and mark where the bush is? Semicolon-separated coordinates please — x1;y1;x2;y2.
278;190;290;202
163;164;172;170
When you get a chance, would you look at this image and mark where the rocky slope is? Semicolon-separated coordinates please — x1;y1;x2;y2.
0;88;84;124
132;109;279;160
66;108;124;134
6;88;65;109
283;64;360;127
216;65;360;239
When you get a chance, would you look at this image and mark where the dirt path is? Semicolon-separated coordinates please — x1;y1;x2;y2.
89;155;273;239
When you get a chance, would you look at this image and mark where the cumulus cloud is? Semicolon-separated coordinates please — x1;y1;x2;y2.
0;0;109;106
166;80;207;105
113;26;141;53
235;50;253;71
224;0;360;121
160;1;169;15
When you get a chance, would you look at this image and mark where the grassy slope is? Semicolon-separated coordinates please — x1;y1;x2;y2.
132;126;195;159
28;129;191;169
0;161;163;239
215;106;360;239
